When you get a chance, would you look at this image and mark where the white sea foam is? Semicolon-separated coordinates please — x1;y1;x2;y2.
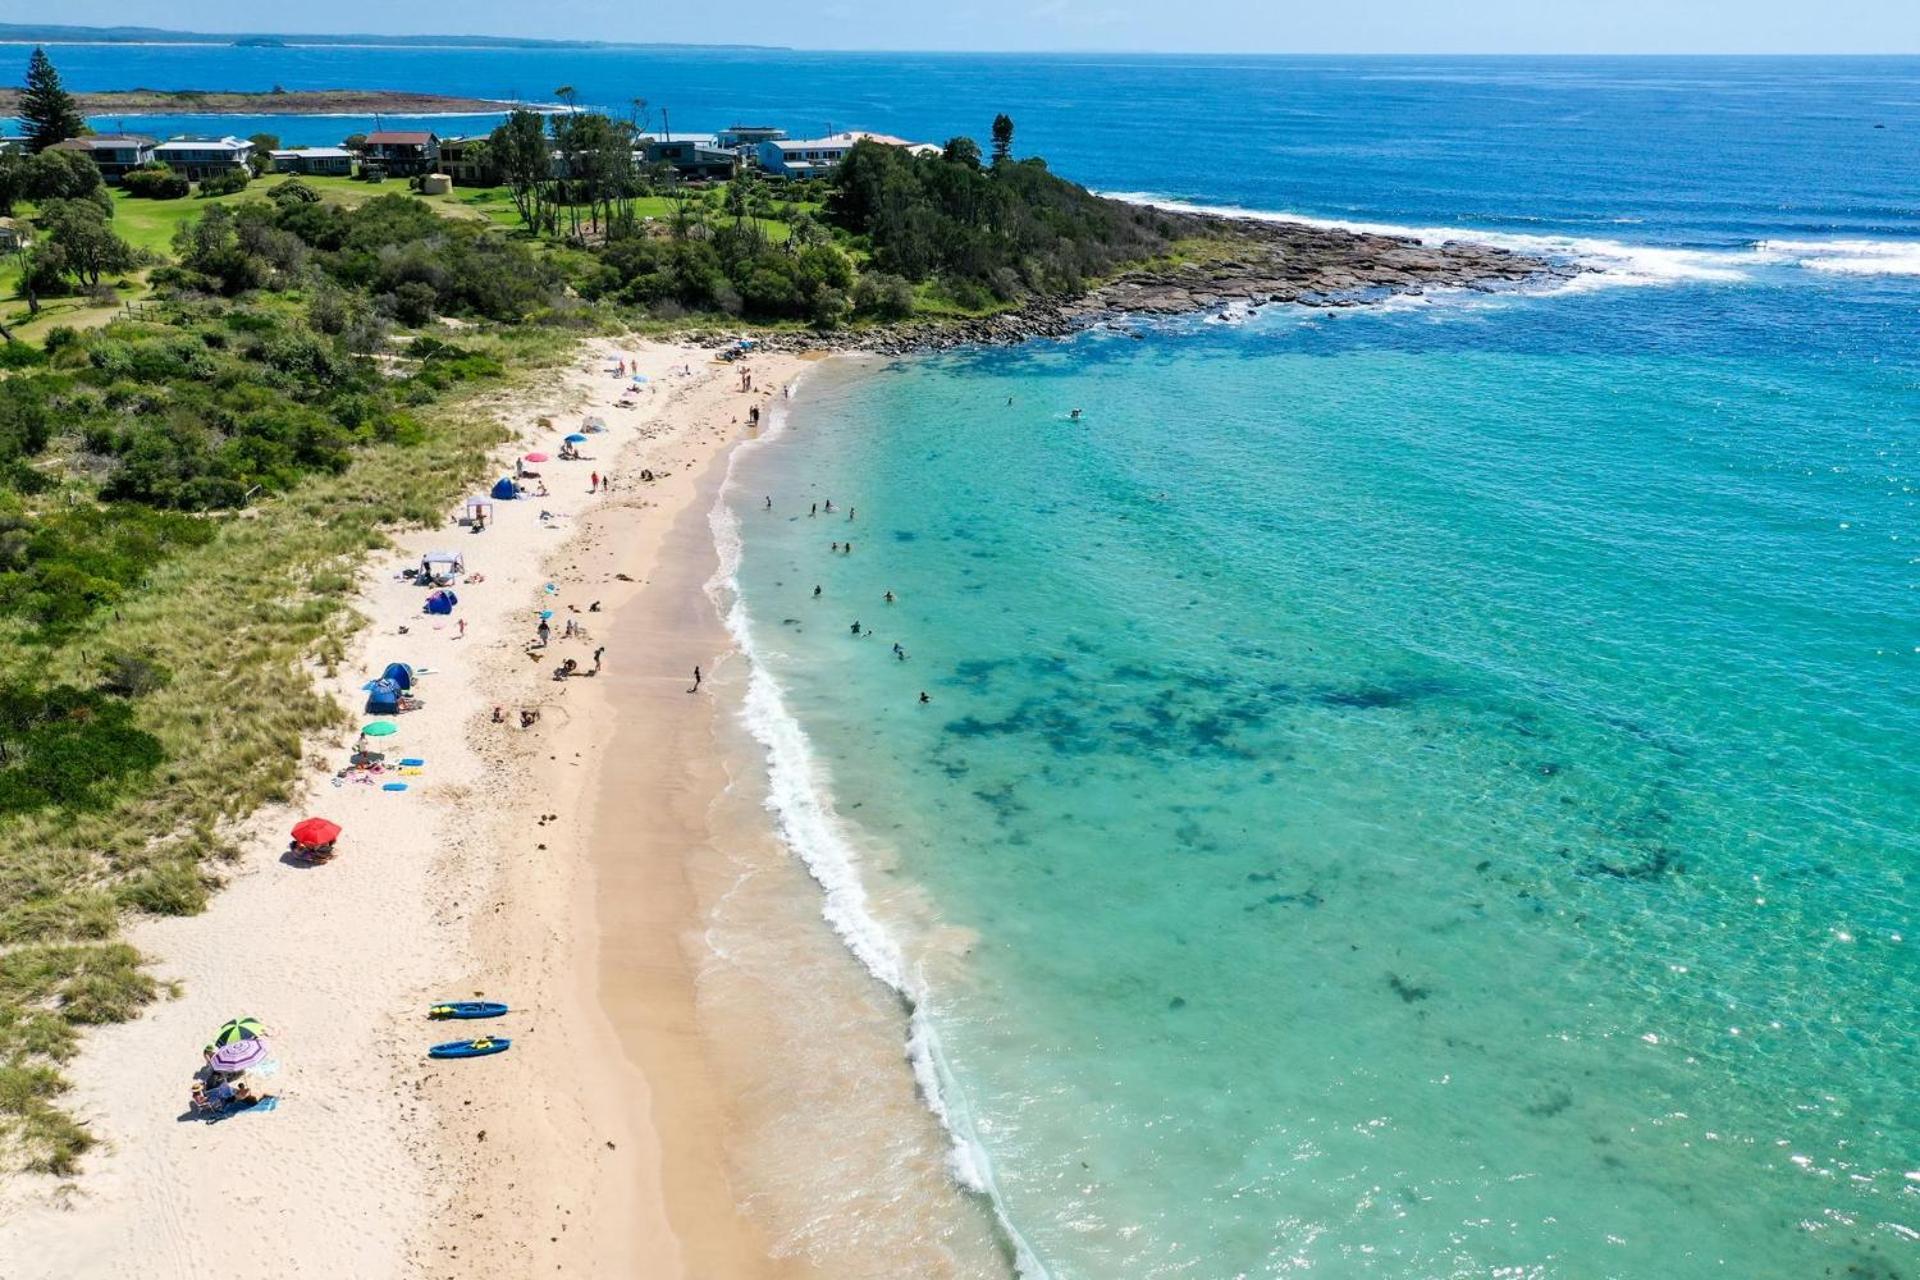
1756;238;1920;276
706;383;1053;1279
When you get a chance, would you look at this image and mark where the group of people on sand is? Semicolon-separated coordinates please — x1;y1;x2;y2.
188;1020;274;1118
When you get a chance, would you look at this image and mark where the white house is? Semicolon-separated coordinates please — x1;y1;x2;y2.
756;131;938;180
151;136;253;179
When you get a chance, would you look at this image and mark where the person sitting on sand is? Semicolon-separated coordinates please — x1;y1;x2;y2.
520;709;540;729
492;706;506;724
554;658;579;681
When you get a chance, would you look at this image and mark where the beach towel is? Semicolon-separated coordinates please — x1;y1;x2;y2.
383;782;409;792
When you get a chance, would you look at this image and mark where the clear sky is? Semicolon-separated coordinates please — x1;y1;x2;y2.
35;0;1920;54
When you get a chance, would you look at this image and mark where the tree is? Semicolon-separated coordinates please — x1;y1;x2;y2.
990;114;1015;165
488;110;555;233
38;199;136;287
944;136;982;170
247;133;280;175
20;48;84;153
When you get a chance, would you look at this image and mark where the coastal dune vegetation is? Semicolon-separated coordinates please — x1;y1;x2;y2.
0;48;1207;1171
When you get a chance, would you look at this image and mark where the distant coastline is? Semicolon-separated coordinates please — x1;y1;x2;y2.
0;85;525;116
0;22;786;51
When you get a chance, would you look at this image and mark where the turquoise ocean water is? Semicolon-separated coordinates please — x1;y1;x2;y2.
33;42;1920;1278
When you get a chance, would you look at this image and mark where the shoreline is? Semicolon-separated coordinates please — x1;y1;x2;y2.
733;210;1575;356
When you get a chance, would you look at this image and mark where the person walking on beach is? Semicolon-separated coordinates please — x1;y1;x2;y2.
593;646;605;674
457;618;467;638
591;471;600;493
690;665;702;692
536;619;551;647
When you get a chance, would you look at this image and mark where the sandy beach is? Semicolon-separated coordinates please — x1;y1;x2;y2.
0;336;1000;1277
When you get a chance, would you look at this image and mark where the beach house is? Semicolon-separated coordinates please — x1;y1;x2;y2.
640;134;740;181
269;147;355;177
756;131;938;180
150;136;253;179
361;131;441;177
0;216;29;252
716;125;787;152
49;133;157;181
437;136;498;186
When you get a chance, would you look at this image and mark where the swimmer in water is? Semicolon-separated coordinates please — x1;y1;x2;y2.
918;691;930;704
883;590;895;603
851;620;862;635
1070;408;1083;420
813;585;822;597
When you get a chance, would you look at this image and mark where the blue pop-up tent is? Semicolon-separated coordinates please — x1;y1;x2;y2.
424;589;458;616
381;662;415;690
365;678;402;713
490;477;521;500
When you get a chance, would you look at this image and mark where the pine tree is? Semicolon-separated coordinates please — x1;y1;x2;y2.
21;47;84;154
991;113;1015;165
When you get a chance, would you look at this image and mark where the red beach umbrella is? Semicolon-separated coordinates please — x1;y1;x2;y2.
291;817;341;847
523;452;550;462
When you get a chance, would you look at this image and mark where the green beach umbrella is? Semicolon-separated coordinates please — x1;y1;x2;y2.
361;720;399;737
205;1015;265;1056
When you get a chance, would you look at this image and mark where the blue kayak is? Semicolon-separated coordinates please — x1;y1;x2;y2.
428;1001;509;1020
429;1037;510;1059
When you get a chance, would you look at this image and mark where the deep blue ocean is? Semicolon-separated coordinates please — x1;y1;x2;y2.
33;44;1918;1279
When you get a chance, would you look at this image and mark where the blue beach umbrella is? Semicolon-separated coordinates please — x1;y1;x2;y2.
565;433;588;444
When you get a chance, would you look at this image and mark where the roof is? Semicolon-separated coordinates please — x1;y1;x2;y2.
364;131;436;145
52;133;155;149
770;131;922;153
155;135;250;151
274;147;353;159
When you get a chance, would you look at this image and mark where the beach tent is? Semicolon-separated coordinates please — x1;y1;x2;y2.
365;679;402;713
490;477;521;501
424;589;458;616
421;550;465;580
463;497;492;524
381;662;415;690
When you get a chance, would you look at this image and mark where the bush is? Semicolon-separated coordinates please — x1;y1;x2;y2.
269;178;321;205
0;343;46;371
195;168;251;198
121;165;190;200
852;271;916;320
387;280;437;326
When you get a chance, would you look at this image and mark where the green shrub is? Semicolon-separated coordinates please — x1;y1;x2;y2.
121;165;190;200
195;168;251;198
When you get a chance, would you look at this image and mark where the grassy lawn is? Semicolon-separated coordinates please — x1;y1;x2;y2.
3;176;823;345
1;174;515;342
